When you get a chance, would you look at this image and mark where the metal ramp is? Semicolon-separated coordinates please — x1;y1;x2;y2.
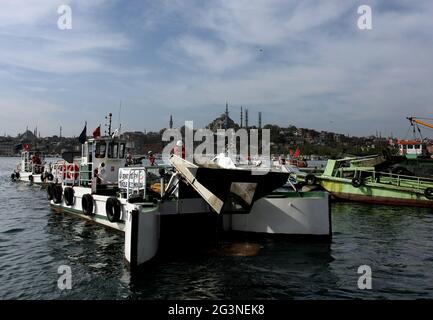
169;155;290;214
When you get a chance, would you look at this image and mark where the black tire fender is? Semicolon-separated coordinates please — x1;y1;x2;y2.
53;185;63;204
82;194;94;216
425;188;433;200
106;197;122;222
47;184;54;201
352;177;363;188
305;174;317;186
64;187;75;206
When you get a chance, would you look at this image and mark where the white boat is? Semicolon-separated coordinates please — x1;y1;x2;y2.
11;150;55;185
210;154;332;240
44;132;332;269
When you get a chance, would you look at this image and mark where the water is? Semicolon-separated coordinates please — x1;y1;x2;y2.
1;157;433;300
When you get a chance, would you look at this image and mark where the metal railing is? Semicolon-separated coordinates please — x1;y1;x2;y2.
353;168;433;191
122;168;147;201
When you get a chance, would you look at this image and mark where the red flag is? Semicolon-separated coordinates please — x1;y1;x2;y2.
294;148;301;158
93;126;101;139
23;144;30;151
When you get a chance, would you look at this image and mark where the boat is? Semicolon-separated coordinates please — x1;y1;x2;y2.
207;154;332;240
299;154;433;207
46;126;331;269
10;148;55;185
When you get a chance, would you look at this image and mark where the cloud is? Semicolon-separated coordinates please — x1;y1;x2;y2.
1;0;433;137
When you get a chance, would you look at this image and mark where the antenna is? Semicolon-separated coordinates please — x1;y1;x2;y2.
118;101;122;135
105;113;113;136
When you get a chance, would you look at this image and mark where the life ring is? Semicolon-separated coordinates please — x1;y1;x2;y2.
64;187;75;206
53;185;63;204
425;188;433;200
106;197;121;222
46;173;54;182
66;164;80;181
47;184;54;200
305;174;317;186
82;194;94;216
352;177;363;188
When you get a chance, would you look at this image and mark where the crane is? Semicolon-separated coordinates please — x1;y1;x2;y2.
407;117;433;130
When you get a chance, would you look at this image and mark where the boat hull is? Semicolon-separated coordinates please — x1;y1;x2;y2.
17;172;44;185
320;178;433;208
224;191;332;240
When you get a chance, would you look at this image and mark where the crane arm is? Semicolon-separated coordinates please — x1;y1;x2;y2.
407;117;433;130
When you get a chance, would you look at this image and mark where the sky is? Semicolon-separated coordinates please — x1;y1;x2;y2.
1;0;433;138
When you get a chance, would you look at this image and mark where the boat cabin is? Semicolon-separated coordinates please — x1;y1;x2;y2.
397;139;425;158
20;150;45;174
79;137;127;189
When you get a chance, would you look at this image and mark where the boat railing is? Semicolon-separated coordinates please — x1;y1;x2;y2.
78;163;94;187
354;168;433;190
118;167;147;201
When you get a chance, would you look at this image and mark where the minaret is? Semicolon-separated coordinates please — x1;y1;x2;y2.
245;108;249;129
258;112;262;129
169;115;173;129
240;107;243;128
225;102;229;130
60;126;62;138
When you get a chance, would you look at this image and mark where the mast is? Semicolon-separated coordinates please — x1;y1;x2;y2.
106;113;113;136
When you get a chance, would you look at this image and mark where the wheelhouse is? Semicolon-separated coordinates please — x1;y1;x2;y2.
397;139;425;158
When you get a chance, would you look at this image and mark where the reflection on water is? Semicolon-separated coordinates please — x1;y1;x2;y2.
1;157;433;299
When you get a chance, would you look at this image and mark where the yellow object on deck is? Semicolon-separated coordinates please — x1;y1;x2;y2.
150;183;161;194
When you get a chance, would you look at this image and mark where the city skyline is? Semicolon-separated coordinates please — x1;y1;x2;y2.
1;1;433;137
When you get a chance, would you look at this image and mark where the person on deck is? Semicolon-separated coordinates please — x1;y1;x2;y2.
148;151;156;166
32;153;42;173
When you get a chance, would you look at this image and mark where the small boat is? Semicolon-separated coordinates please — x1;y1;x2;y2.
300;155;433;207
11;149;55;185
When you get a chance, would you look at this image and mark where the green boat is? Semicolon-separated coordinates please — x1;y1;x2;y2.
299;154;433;207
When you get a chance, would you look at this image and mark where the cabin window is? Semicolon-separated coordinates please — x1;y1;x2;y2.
119;143;126;158
108;142;119;158
95;142;106;158
415;145;421;149
407;145;413;149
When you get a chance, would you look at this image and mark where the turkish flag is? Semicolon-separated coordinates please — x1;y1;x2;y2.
93;126;101;139
293;148;301;158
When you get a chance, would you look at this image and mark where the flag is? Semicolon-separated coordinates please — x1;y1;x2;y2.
23;144;30;151
78;123;87;144
294;148;301;158
93;126;101;139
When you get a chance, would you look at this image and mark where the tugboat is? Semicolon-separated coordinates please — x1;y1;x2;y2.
11;146;55;185
46;116;332;269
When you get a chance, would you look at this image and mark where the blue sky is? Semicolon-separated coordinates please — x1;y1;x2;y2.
1;0;433;138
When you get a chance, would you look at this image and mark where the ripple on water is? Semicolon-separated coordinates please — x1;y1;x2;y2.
2;157;433;299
